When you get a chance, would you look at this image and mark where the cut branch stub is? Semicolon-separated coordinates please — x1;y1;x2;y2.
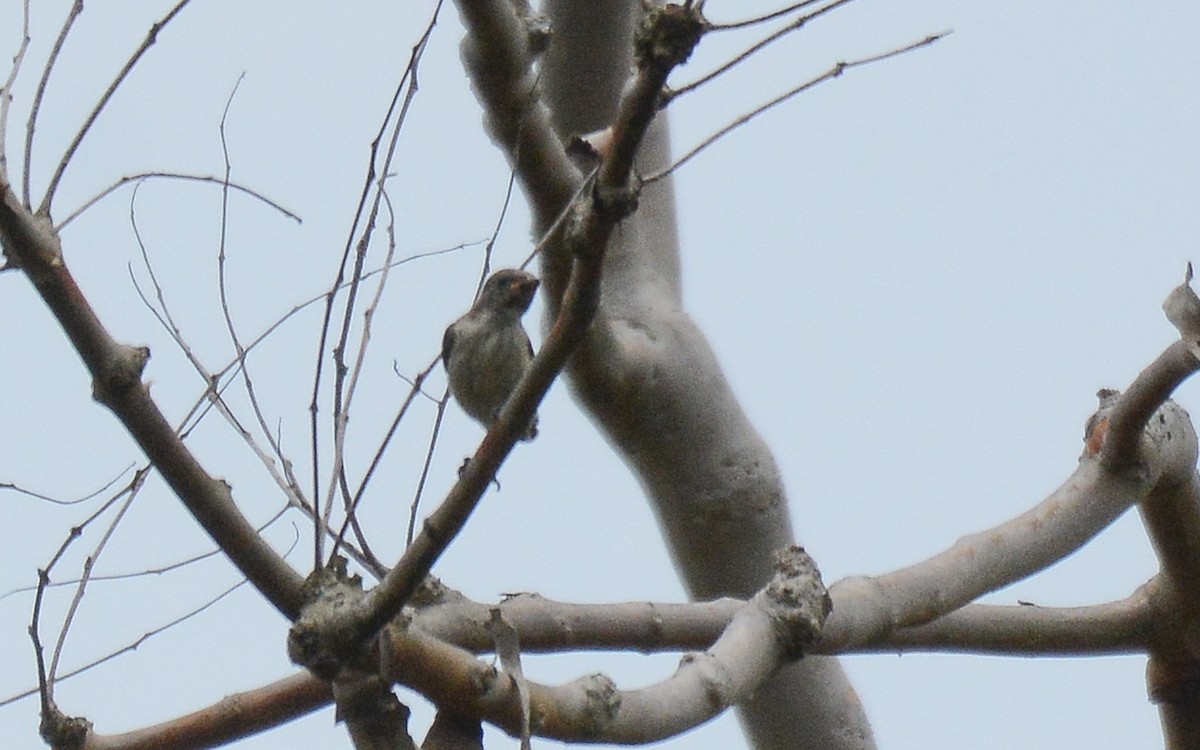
38;704;91;750
633;3;706;71
287;557;372;680
763;545;831;658
90;344;150;406
1164;261;1200;358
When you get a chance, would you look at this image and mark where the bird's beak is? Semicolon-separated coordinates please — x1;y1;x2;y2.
518;276;540;303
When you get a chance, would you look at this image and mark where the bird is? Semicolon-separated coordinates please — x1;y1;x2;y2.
442;268;540;440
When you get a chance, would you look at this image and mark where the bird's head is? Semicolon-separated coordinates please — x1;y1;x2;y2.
480;268;539;315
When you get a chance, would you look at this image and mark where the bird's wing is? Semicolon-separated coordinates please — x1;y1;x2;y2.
441;323;457;368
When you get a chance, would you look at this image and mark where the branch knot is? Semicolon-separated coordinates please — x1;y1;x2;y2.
288;557;371;680
764;545;831;657
91;344;150;406
634;3;706;70
591;177;641;224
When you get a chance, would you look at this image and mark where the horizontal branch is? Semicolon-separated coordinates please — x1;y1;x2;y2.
75;568;1166;749
820;331;1199;651
384;547;828;745
839;585;1156;656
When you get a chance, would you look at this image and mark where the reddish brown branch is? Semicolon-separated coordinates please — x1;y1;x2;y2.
0;179;306;619
78;673;331;750
288;0;707;689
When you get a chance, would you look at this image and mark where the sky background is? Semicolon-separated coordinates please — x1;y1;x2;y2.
0;2;1197;749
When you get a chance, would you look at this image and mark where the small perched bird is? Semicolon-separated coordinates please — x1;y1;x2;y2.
442;268;540;440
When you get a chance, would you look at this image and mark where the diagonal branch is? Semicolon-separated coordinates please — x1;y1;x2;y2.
72;673;331;750
22;0;81;207
0;176;306;620
456;0;580;228
37;0;195;215
287;0;707;680
822;332;1200;651
649;31;949;183
0;0;30;180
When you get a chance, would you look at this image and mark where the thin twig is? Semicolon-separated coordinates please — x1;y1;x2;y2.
311;0;444;552
131;235;387;579
329;356;441;571
48;471;148;685
3;526;220;603
38;0;196;214
24;467;147;704
475;165;516;293
705;0;828;31
646;31;949;184
407;385;450;547
392;361;445;404
213;75;308;530
475;63;543;283
126;181;308;514
127;286;360;580
329;188;404;571
29;567;53;713
518;167;598;270
8;524;300;709
24;0;83;207
321;2;442;547
21;473;147;606
0;0;31;178
56;171;301;231
8;579;251;708
666;0;856;104
0;464;135;507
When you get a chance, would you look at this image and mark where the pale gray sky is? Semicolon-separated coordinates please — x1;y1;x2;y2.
1;2;1196;748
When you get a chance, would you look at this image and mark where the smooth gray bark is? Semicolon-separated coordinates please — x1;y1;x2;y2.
536;2;875;747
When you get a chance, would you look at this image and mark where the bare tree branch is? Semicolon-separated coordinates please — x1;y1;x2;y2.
0;0;30;179
310;1;443;560
56;171;301;231
822;394;1195;652
383;547;828;745
73;673;331;750
287;1;709;681
37;0;195;214
667;0;858;103
127;179;309;518
22;0;81;207
0;176;306;619
843;587;1156;656
532;3;878;747
649;31;949;183
706;0;829;31
457;0;581;217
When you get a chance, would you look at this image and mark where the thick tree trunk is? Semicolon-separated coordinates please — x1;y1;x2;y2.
536;2;875;747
